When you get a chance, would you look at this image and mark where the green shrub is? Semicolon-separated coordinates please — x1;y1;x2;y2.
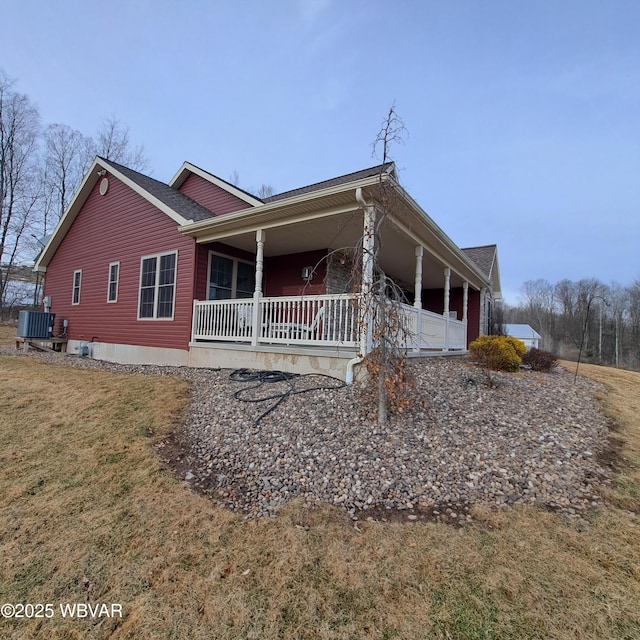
522;348;558;372
505;337;527;358
469;335;525;372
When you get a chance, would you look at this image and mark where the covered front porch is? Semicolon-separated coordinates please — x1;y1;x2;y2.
180;168;490;377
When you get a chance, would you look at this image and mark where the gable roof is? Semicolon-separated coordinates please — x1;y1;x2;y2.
264;163;394;203
104;159;216;223
461;244;501;299
169;162;264;207
35;156;216;270
461;245;496;278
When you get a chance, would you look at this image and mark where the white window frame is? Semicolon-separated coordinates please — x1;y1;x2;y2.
207;250;255;300
72;269;82;305
137;250;178;321
107;262;120;303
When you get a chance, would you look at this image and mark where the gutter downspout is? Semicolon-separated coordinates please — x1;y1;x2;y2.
345;355;363;385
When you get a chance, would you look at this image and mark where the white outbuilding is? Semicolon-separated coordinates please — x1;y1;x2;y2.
504;324;542;350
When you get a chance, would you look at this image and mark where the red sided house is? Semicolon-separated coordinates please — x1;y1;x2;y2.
34;157;501;380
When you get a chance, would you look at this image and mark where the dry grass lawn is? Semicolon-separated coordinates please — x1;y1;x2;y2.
0;325;639;639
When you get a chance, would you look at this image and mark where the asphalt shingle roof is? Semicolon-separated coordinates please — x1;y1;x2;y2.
102;158;217;223
263;163;394;203
461;244;497;279
104;158;395;219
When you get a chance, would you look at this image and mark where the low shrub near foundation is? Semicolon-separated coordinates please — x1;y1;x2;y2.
469;335;525;372
522;347;558;372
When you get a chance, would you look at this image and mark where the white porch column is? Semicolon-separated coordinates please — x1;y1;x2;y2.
251;229;265;346
413;246;423;352
462;281;469;322
462;280;469;350
443;267;451;351
413;246;423;309
358;191;376;356
443;267;451;316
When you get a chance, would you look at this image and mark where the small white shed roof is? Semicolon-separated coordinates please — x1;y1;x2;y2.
504;324;542;339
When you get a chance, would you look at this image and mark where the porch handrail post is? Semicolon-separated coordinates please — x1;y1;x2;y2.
191;299;199;341
251;229;265;346
413;245;423;353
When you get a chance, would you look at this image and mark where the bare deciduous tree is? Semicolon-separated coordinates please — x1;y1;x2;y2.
257;184;274;199
358;105;412;425
519;278;556;350
0;70;41;319
42;123;96;231
97;116;149;171
506;276;640;370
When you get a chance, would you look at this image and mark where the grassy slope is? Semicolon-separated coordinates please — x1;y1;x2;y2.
0;329;639;639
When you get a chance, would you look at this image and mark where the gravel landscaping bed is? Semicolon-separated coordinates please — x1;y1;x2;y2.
2;347;615;523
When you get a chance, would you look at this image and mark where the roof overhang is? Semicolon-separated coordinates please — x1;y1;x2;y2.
179;173;385;242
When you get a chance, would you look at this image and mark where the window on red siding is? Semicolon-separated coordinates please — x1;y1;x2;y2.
72;270;82;305
208;252;254;300
138;251;177;319
107;262;119;303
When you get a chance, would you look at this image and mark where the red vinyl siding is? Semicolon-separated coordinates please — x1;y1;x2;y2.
44;174;196;350
179;174;253;216
264;250;327;297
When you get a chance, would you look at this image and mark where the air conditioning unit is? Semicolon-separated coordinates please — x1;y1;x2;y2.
17;311;56;339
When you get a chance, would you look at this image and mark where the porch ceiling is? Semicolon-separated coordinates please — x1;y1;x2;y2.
209;208;364;257
200;210;471;291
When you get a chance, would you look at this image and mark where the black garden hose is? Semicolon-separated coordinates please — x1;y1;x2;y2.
229;368;345;426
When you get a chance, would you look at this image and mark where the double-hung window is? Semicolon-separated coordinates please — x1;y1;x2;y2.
72;270;82;305
138;251;177;319
107;262;119;303
208;252;254;300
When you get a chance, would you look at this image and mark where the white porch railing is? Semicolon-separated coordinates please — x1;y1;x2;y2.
398;302;467;351
192;295;467;351
192;294;359;347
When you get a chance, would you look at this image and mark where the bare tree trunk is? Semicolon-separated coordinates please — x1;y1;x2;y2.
377;277;388;426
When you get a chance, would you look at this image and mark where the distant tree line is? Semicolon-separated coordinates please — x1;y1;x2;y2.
499;277;640;371
0;69;148;320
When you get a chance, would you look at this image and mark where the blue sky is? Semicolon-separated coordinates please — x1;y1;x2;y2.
1;0;638;303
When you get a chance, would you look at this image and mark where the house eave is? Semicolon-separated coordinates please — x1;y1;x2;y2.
179;173;389;240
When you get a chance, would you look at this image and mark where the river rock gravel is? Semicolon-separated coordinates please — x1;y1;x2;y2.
2;347;615;523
